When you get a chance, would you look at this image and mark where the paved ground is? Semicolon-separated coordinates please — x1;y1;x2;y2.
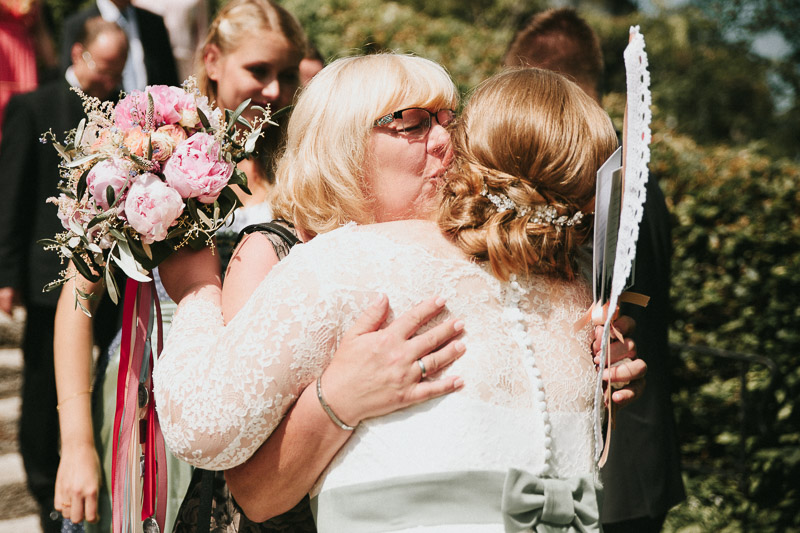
0;308;45;533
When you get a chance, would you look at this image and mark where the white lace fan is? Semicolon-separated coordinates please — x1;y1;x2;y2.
593;25;652;465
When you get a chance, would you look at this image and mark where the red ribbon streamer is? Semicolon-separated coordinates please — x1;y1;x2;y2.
112;279;168;532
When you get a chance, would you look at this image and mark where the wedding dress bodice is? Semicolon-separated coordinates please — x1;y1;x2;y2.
153;220;598;496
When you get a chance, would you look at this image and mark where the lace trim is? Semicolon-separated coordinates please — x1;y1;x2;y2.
593;25;652;460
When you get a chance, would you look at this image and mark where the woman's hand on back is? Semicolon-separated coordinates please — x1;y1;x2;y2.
317;294;466;428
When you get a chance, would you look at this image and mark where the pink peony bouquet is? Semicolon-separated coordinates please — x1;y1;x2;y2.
41;79;273;308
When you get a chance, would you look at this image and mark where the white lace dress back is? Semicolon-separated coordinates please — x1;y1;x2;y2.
153;219;598;531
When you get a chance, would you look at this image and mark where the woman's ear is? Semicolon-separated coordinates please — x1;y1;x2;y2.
204;44;222;81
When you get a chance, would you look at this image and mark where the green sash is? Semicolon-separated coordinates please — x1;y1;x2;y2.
311;469;602;533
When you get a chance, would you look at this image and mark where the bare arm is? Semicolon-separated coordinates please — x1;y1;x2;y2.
53;267;103;524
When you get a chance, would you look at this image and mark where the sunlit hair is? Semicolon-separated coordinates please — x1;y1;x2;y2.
196;0;307;103
272;53;459;237
504;8;604;101
438;68;618;281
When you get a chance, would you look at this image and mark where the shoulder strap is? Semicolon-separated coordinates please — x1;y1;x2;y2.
236;219;301;249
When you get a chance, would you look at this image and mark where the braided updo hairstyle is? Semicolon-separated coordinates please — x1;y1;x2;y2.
438;68;618;281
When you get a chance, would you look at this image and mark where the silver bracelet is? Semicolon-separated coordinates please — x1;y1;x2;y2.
316;376;355;431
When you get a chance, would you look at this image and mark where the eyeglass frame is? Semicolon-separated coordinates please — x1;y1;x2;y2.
373;107;456;139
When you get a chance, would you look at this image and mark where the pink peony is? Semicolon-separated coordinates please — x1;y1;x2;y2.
114;85;192;131
86;159;131;210
163;133;234;203
123;173;184;244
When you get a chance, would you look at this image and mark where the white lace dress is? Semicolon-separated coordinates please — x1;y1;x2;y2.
153;219;600;532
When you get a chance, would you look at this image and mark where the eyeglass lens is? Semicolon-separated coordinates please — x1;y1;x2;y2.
398;109;455;138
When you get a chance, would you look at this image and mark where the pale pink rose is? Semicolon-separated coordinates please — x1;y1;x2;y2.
123;127;149;157
87;129;114;153
156;124;188;145
163;133;234;203
123;173;184;244
86;159;131;210
149;131;177;162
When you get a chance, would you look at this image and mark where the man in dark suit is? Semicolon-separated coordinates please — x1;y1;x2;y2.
505;9;686;533
60;0;178;91
0;18;128;533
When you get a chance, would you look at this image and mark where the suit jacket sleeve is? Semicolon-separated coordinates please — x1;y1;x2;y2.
0;94;38;289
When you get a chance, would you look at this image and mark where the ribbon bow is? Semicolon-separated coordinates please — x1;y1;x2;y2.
502;470;602;533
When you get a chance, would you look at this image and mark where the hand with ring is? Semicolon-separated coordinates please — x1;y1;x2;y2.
53;440;101;523
316;294;466;428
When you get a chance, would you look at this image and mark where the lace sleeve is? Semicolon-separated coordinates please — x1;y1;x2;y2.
153;245;338;470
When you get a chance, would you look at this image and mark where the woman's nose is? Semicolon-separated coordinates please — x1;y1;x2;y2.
261;78;281;103
427;123;452;162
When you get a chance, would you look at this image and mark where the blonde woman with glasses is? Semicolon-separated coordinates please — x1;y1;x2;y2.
155;55;645;532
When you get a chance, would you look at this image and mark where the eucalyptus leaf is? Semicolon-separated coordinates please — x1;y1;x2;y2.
71;253;101;282
166;226;188;239
271;105;293;121
65;153;100;168
76;165;91;201
105;266;119;304
53;142;70;162
236;115;252;128
74;118;86;147
43;280;65;293
68;216;85;237
105;185;116;209
108;227;127;242
197;106;210;129
76;298;92;318
227;98;251;132
111;240;152;282
244;127;263;154
196;207;213;227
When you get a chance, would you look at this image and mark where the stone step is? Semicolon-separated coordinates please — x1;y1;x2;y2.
0;349;22;370
0;453;26;485
0;514;41;533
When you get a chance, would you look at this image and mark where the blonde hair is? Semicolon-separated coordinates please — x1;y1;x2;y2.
438;68;618;281
197;0;307;102
272;53;459;236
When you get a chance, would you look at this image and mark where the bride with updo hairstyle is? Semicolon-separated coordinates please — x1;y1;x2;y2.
156;59;631;532
439;67;616;282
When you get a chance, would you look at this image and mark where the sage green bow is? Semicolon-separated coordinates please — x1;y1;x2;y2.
501;470;602;533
